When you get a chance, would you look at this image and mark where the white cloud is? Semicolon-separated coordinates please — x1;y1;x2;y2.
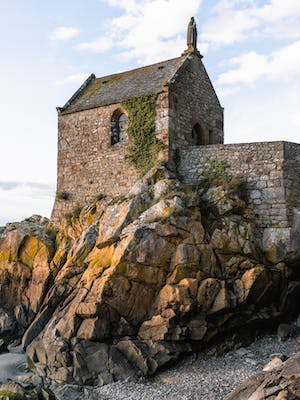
252;0;300;22
218;40;300;86
217;85;241;98
218;52;268;85
75;37;114;52
50;26;80;41
0;182;55;225
201;0;300;46
77;0;203;64
55;73;90;85
106;0;137;12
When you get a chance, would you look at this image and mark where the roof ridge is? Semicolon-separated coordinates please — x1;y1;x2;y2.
94;55;188;82
61;54;191;114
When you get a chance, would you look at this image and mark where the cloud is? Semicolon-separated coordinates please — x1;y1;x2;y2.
0;182;55;225
201;0;300;46
50;26;80;41
75;37;114;53
55;73;90;85
217;40;300;86
217;85;241;98
0;181;55;196
77;0;203;64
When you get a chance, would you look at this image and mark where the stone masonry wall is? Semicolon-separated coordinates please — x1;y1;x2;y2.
51;91;169;223
179;141;300;229
168;53;224;152
283;142;300;228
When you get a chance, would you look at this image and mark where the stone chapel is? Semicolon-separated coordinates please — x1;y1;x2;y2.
52;18;224;221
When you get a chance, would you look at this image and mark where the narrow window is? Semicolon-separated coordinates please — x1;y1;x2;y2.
209;130;213;144
191;123;205;145
111;110;128;145
118;113;128;142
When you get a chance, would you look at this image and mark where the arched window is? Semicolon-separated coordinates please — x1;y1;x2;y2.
191;123;205;145
111;110;128;145
118;113;128;142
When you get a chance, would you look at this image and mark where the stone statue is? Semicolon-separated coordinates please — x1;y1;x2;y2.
187;17;197;51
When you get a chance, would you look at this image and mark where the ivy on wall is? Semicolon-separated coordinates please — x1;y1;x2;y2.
122;94;162;175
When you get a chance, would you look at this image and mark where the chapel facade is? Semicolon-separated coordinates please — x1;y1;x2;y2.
51;18;224;222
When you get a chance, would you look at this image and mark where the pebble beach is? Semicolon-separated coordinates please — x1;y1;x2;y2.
51;334;298;400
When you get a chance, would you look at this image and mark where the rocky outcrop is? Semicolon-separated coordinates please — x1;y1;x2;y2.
225;352;300;400
0;216;56;348
1;167;300;386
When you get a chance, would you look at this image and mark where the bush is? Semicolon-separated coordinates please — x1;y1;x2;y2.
201;159;244;194
57;191;70;200
94;193;106;201
64;206;82;224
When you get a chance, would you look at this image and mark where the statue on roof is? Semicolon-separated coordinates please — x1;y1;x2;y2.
187;17;197;51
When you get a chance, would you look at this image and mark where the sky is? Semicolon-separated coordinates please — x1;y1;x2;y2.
1;0;300;225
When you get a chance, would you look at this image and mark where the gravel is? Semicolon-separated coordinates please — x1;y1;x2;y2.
52;334;299;400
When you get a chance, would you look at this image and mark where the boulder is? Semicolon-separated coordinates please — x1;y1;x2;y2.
225;353;300;400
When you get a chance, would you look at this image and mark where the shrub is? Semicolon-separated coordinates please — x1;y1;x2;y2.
201;159;244;194
57;191;70;200
94;193;106;201
64;206;82;224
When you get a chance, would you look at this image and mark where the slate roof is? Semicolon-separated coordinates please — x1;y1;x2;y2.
61;55;188;114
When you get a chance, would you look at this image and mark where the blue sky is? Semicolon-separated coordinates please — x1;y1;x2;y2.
1;0;300;224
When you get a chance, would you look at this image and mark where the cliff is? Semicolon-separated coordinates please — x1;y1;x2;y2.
0;166;299;386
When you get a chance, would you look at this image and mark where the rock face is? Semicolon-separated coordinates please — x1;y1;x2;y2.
0;215;56;348
1;167;300;386
225;353;300;400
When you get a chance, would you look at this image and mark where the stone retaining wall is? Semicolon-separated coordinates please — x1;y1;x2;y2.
178;141;300;229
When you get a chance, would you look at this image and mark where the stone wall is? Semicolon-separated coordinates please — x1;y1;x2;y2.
179;141;300;229
283;142;300;227
168;53;224;151
51;52;226;223
51;92;169;222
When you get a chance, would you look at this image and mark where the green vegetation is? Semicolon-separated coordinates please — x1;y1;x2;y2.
122;94;163;174
202;159;231;183
94;193;106;202
0;391;24;400
57;191;70;200
65;206;82;223
45;226;58;244
202;159;243;190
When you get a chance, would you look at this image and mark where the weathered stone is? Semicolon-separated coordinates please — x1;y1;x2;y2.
209;283;231;314
277;323;292;342
187;318;207;340
170;243;200;268
77;318;110;341
197;278;221;312
138;309;176;341
138;197;184;224
263;228;292;264
226;353;300;400
96;196;144;249
205;186;245;216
